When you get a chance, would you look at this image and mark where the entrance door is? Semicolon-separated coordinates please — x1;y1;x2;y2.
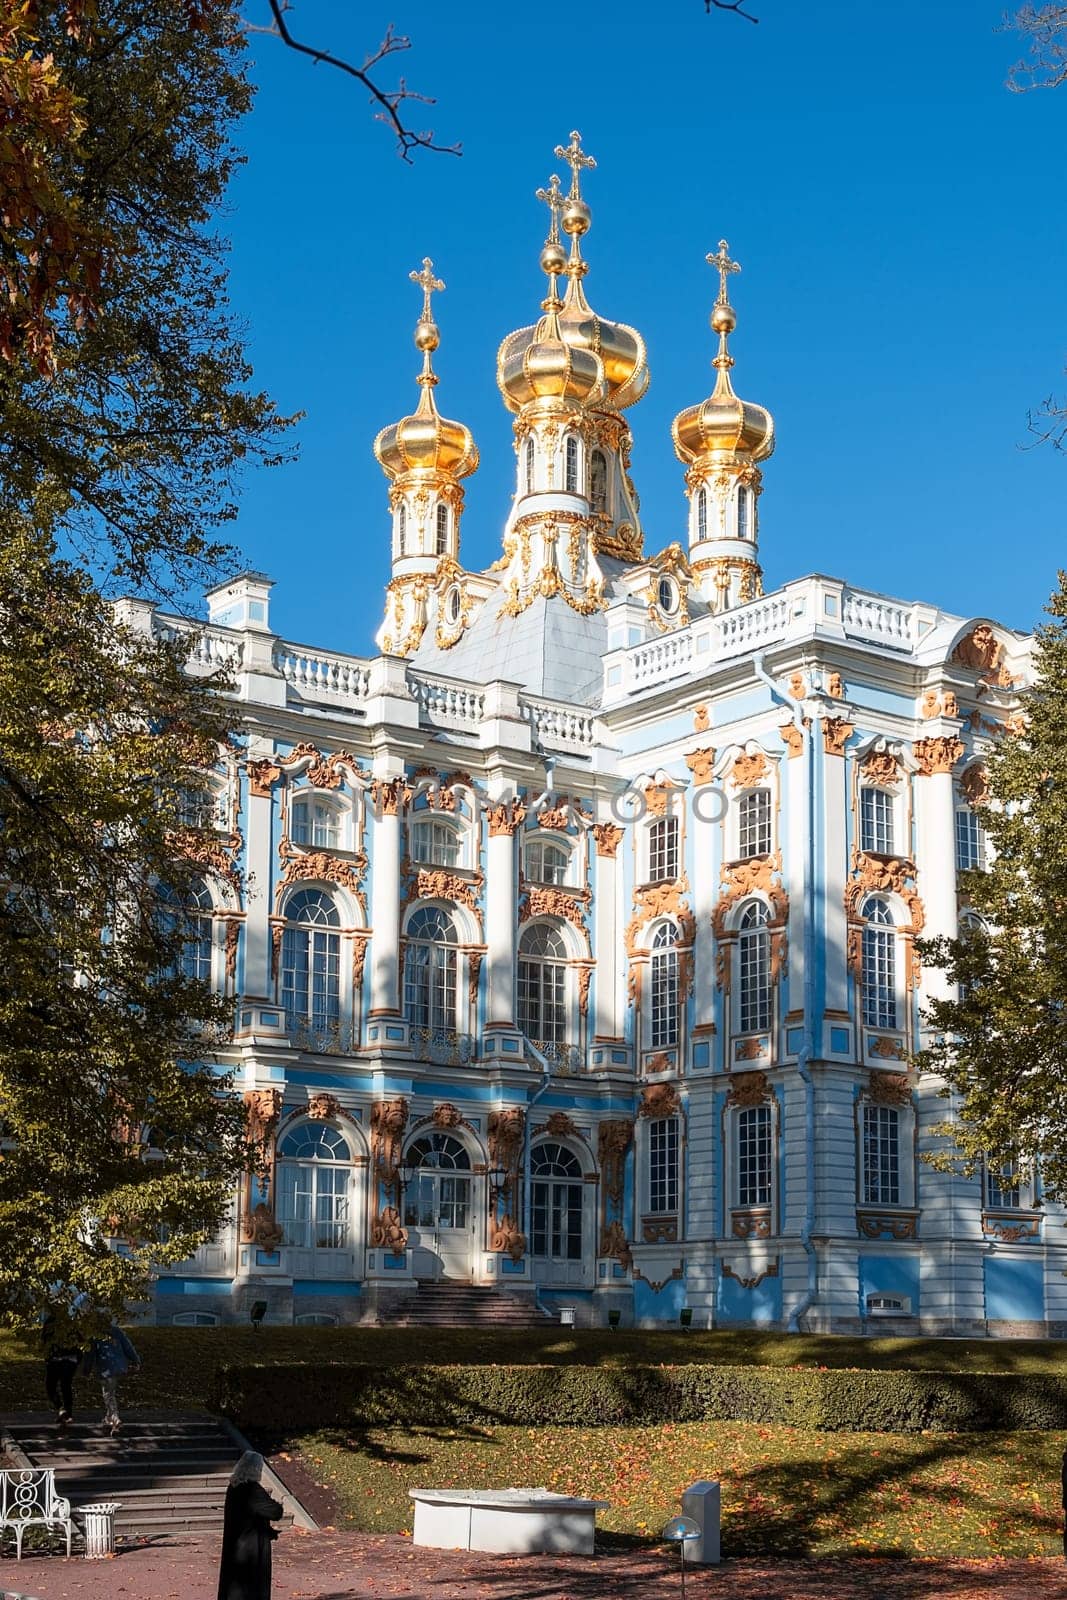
402;1133;475;1280
531;1141;589;1289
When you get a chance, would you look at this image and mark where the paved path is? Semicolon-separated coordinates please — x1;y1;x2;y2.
0;1531;1065;1600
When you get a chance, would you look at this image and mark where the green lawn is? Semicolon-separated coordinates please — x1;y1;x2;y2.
292;1420;1067;1558
3;1325;1066;1414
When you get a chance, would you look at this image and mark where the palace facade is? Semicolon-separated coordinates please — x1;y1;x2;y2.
136;133;1060;1335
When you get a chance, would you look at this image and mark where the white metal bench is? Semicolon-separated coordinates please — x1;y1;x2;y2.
0;1467;75;1559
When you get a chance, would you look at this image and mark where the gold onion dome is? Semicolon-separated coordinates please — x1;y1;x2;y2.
374;259;479;481
672;241;774;468
497;133;649;414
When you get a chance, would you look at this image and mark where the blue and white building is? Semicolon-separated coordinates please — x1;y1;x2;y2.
136;134;1058;1335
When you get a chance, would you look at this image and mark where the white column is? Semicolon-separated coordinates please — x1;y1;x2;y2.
485;820;518;1029
369;780;403;1016
242;742;278;997
821;727;850;1019
914;752;958;1012
592;824;622;1040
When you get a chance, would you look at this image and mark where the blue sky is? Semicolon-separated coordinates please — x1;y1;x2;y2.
222;0;1066;654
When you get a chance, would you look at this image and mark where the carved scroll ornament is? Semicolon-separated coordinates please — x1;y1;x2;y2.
592;822;624;857
913;736;965;776
307;1093;341;1121
727;1070;770;1108
867;1070;914;1106
487;799;526;837
730;749;769;789
370;1098;408;1186
684;748;716;785
597;1120;633;1207
487;1106;525;1179
639;1082;681;1119
822;717;854;757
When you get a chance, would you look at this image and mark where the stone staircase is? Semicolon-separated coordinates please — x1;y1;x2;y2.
378;1280;554;1328
1;1411;302;1542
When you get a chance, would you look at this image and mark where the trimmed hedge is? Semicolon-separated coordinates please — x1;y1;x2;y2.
212;1360;1067;1435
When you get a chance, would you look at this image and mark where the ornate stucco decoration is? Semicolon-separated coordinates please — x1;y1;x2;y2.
625;875;696;1009
722;1260;779;1289
822;717;854;757
642;1217;678;1244
959;764;989;806
920;689;959;720
490;1216;527;1261
788;673;807;700
307;1093;341;1121
400;864;484;926
712;851;788;992
827;673;845;699
599;1218;631;1266
845;852;925;992
171;826;242;895
685;748;717;785
869;1036;906;1062
487;1107;526;1258
913;736;965;776
860;747;901;787
248;758;282;798
518;884;592;930
591;822;624;856
727;1070;770;1107
778;719;808;758
867;1070;914;1105
857;1212;917;1241
729;748;769;789
638;1082;681;1119
240;1088;284;1248
952;624;1018;687
467;951;483;1010
488;1106;525;1173
694;704;710;733
278;837;368;912
223;916;241;982
644;779;686;817
370;1098;408;1190
371;1207;407;1252
487;799;526;836
432;1102;463;1131
597;1120;633;1207
370;776;414;816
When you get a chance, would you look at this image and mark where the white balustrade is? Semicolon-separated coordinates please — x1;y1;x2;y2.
841;589;916;650
629;631;695;685
409;673;486;728
273;643;372;703
714;593;793;659
521;697;596;749
157;619;244;674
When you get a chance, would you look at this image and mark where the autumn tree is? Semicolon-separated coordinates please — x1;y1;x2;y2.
918;577;1067;1202
0;0;297;1329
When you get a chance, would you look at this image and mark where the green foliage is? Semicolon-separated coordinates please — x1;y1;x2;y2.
1;0;292;593
212;1360;1067;1435
0;533;248;1328
918;573;1067;1200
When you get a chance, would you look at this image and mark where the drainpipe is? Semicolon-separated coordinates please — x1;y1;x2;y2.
521;1036;554;1276
753;654;818;1333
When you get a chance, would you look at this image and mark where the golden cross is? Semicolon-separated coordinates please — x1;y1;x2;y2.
706;239;741;304
535;174;564;242
554;130;596;198
410;256;444;321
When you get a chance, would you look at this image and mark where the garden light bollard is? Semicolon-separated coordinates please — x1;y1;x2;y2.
681;1480;721;1565
81;1502;120;1559
661;1514;701;1600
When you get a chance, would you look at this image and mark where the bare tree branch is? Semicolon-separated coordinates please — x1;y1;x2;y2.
1006;4;1067;91
1024;399;1067;452
254;2;460;161
705;0;759;20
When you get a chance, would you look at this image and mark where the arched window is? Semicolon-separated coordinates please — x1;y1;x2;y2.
410;816;460;868
397;502;407;555
737;790;771;859
737;485;750;539
590;449;607;513
276;1121;353;1249
650;921;679;1049
403;905;458;1031
291;795;340;850
738;900;771;1033
861;896;896;1029
648;814;679;883
524;837;569;886
531;1141;583;1260
435;502;450;555
281;888;340;1033
525;436;535;494
564;435;580;493
159;880;214;982
518;923;568;1043
860;787;895;855
402;1133;471;1232
696;488;708;542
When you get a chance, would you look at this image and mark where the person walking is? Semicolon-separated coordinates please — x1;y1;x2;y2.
84;1323;141;1436
217;1451;283;1600
41;1312;82;1429
1061;1444;1067;1560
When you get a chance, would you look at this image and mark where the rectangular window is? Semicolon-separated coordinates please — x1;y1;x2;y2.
411;819;460;867
860;787;895;855
986;1159;1022;1209
738;790;771;859
862;1104;900;1206
648;1117;679;1214
292;801;339;850
955;809;986;871
738;926;770;1033
517;958;566;1043
736;1105;772;1208
648;816;679;883
862;926;897;1029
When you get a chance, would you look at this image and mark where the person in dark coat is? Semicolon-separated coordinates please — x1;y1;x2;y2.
218;1451;283;1600
41;1312;82;1427
1061;1445;1067;1559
